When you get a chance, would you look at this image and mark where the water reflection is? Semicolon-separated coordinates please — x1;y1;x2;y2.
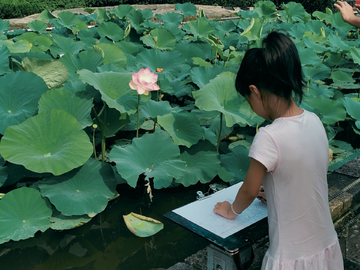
0;183;210;269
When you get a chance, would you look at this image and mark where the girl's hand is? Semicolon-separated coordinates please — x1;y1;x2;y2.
257;186;266;203
213;201;237;220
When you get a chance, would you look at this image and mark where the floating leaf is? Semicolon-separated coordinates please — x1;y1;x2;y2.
123;212;163;237
22;57;69;89
109;131;186;189
0;187;52;244
0;109;93;175
0;71;48;134
38;89;93;128
39;159;117;217
49;210;92;230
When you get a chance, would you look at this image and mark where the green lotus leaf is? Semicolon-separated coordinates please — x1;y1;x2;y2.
0;187;52;244
298;48;322;67
329;140;360;172
96;8;109;23
302;65;331;82
342;97;360;121
330;13;354;35
39;159;116;217
38;89;93;128
312;11;332;25
193;72;263;127
308;83;334;98
0;45;10;75
218;145;250;184
303;31;328;44
39;9;56;22
59;50;103;81
0;71;48;134
110;4;135;20
302;96;346;125
0;109;93;175
177;140;220;186
281;2;308;23
302;36;328;54
135;48;189;80
175;3;197;17
22;57;69;89
0;39;31;53
190;66;226;88
77;69;137;114
123;212;163;237
0;19;10;33
141;28;176;51
158;112;205;147
127;9;145;32
349;47;360;65
94;43;126;68
192;57;212;67
49;34;86;57
156;12;183;27
182;18;215;40
93;105;130;138
331;71;355;83
56;11;88;33
27;20;48;33
109;131;186;189
49;209;92;230
328;34;351;52
97;21;124;42
141;100;175;118
240;17;263;42
253;1;278;21
0;165;7;188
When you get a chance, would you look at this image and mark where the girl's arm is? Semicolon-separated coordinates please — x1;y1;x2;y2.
334;1;360;28
213;158;266;219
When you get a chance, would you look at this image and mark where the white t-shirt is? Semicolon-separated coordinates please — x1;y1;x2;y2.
249;110;343;270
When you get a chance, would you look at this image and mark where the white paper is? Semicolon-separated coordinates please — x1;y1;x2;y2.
172;182;268;239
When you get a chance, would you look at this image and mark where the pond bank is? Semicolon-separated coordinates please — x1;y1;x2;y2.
168;157;360;270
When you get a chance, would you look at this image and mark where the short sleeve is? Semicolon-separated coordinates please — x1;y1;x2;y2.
249;128;278;172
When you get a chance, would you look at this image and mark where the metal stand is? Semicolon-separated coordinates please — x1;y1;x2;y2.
207;244;254;270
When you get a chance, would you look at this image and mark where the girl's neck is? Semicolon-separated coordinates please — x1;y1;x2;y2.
269;98;303;120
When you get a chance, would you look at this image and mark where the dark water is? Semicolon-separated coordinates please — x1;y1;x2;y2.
0;183;210;270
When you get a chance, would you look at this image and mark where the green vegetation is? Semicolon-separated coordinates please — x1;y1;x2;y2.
0;1;359;244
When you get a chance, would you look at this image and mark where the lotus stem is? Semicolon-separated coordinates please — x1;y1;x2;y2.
217;113;223;152
136;94;140;138
331;54;342;75
307;79;310;93
352;64;359;77
92;125;97;160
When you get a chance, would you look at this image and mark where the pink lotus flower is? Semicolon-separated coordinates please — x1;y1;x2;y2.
129;68;160;95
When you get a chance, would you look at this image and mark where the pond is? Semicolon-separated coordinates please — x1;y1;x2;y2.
0;182;211;270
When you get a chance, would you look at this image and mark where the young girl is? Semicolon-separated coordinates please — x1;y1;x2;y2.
213;32;344;269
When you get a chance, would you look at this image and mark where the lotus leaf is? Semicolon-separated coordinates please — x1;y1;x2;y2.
0;45;10;75
330;13;354;36
97;21;124;42
156;12;183;27
50;210;92;230
193;72;263;127
94;43;127;68
123;212;163;237
135;48;189;80
27;20;48;33
96;8;109;23
77;69;137;114
158;112;204;147
298;48;322;67
0;39;31;53
218;145;250;184
39;10;56;22
331;71;355;83
0;109;93;175
93;105;130;138
175;2;196;17
141;28;176;51
0;165;7;187
39;159;116;217
38;89;93;128
192;57;212;68
22;57;69;89
56;11;88;33
141;100;175;119
111;5;135;20
182;18;215;40
0;19;10;33
50;34;86;57
328;34;351;52
240;17;263;42
302;96;346;125
190;66;226;88
253;1;278;21
280;2;308;23
176;140;220;186
109;131;186;189
0;71;48;134
0;187;52;244
342;97;360;122
127;9;145;32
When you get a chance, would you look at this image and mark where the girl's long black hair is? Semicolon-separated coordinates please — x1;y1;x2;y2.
235;31;305;104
